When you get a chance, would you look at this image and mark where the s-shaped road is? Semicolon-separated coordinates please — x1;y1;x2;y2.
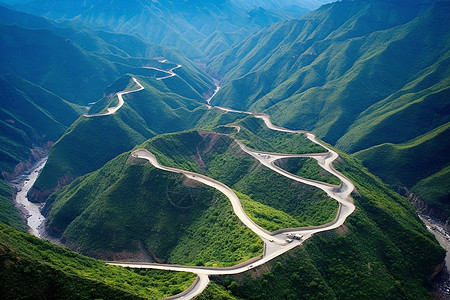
83;77;144;117
94;65;356;299
109;106;356;300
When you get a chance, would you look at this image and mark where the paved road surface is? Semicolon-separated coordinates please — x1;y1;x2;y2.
84;77;144;117
108;64;356;300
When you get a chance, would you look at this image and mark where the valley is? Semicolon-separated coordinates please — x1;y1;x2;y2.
0;0;448;299
11;157;47;237
109;100;355;299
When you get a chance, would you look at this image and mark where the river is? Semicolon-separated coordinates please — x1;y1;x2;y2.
12;157;48;238
420;214;450;298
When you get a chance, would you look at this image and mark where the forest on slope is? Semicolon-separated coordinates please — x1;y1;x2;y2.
0;0;448;299
208;0;450;222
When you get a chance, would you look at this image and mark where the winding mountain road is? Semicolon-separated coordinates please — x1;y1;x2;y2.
84;63;183;117
143;64;182;80
109;83;356;300
79;62;357;299
83;77;144;117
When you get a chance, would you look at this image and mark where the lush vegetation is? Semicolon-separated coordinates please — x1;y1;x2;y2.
169;191;263;267
237;191;303;231
1;1;447;299
275;157;341;185
231;161;338;229
0;74;80;178
354;122;450;187
0;180;27;232
412;166;450;216
202;153;445;299
208;0;450;221
87;75;134;115
355;122;450;216
235;116;326;154
30;113;148;201
0;223;195;300
31;73;212;202
143;130;338;231
210;0;449;146
14;0;313;60
45;151;262;266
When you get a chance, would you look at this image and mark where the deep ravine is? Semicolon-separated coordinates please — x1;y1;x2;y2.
11;156;48;238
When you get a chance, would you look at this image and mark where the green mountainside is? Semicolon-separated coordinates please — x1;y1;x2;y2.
208;0;450;220
199;152;445;299
0;0;447;298
0;5;214;105
0;4;210;185
355;122;450;215
30;72;213;202
0;74;80;180
0;180;26;232
44;151;263;266
209;0;448;144
141;129;337;231
0;223;196;300
41;126;336;264
43;122;444;298
0;22;120;105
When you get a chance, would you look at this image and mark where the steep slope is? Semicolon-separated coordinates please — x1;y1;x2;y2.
29;73;212;202
141;129;337;231
0;6;215;202
210;0;447;143
43;120;445;299
43;150;263;265
0;223;196;300
0;22;120;105
0;180;26;232
208;0;450;219
42;123;341;264
354;122;450;215
0;5;214;105
0;74;80;180
198;152;445;299
0;4;215;93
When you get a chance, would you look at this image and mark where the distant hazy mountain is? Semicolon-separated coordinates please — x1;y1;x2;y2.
11;0;322;59
231;0;333;11
209;0;450;219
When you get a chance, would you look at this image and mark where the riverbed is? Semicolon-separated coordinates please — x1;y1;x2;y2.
12;157;48;238
420;214;450;298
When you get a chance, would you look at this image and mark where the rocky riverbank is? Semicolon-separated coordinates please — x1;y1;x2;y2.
11;157;48;237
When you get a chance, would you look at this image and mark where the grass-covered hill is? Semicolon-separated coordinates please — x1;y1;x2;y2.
209;0;448;146
208;0;450;220
0;21;120;105
0;222;196;300
29;73;212;202
354;122;450;216
0;5;215;105
197;152;445;300
0;74;81;180
41;125;338;265
43;121;445;298
44;150;263;267
142;129;338;231
0;180;26;232
0;4;217;205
